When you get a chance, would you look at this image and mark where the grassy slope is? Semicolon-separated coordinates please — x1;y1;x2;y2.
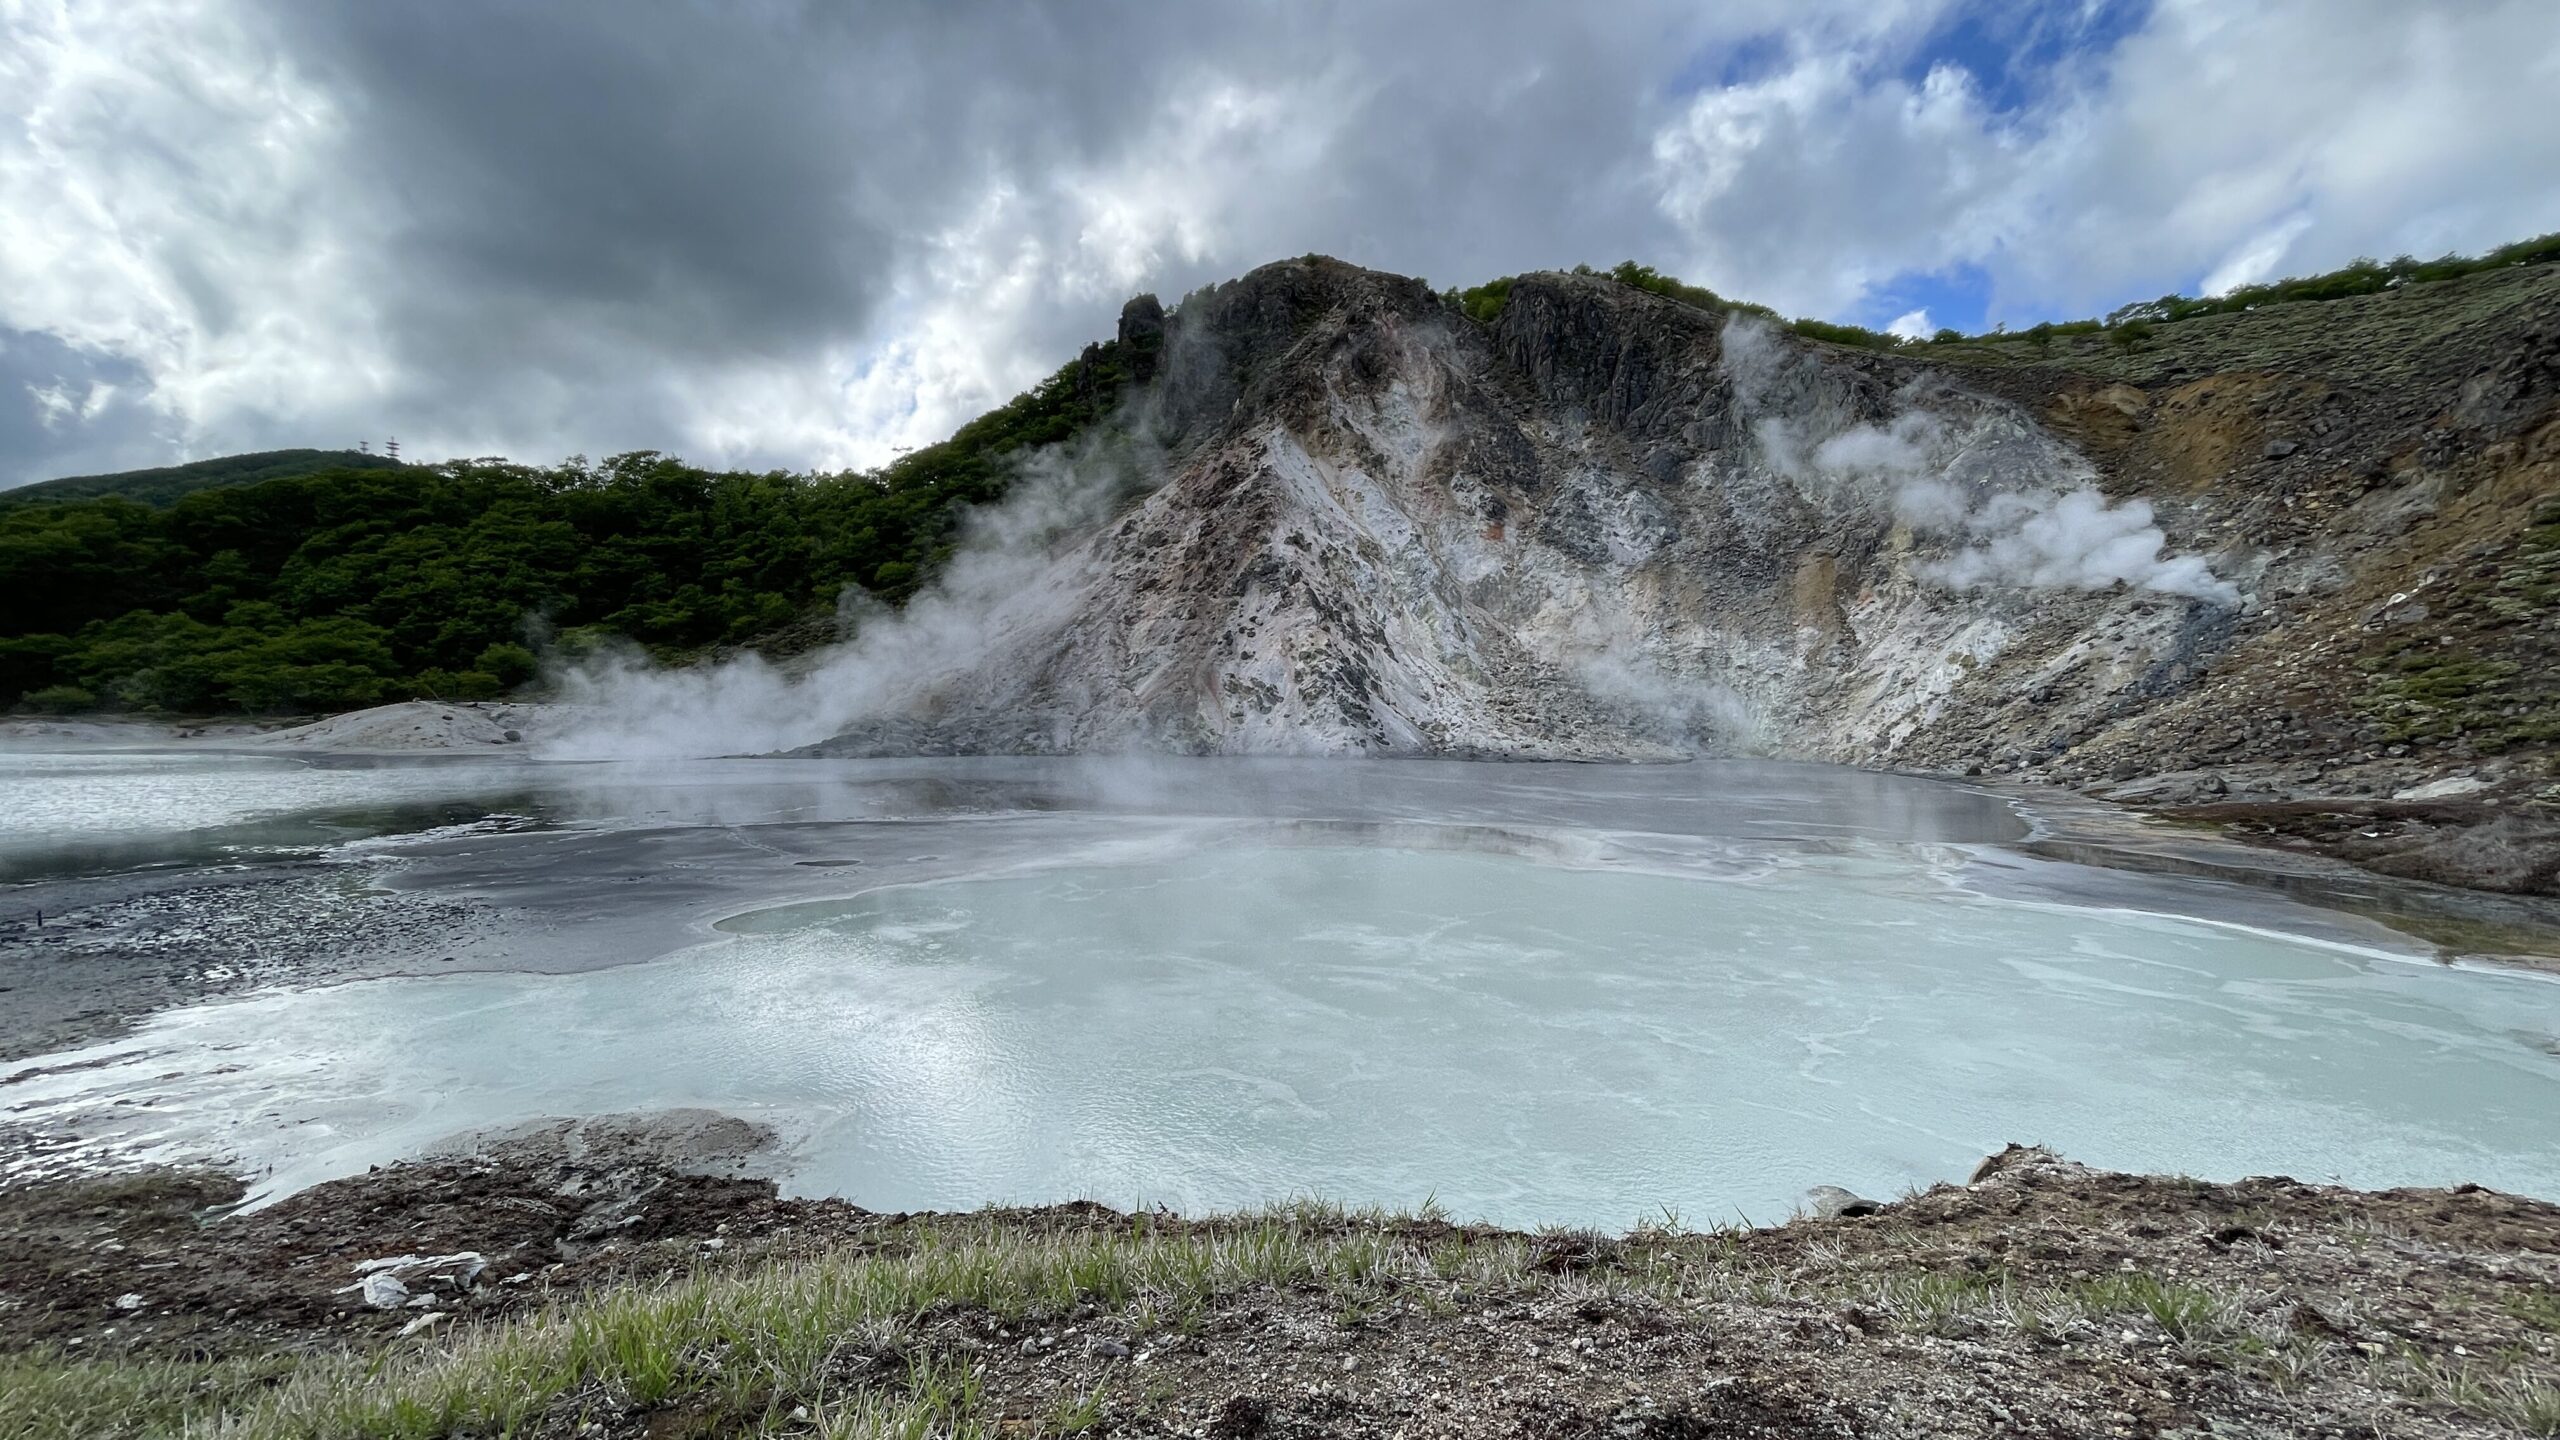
4;1165;2557;1439
1915;257;2560;388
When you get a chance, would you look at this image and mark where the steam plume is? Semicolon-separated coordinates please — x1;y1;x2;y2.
1721;316;2237;605
539;426;1162;760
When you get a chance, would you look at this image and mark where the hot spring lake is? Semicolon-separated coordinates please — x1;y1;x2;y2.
3;748;2557;1227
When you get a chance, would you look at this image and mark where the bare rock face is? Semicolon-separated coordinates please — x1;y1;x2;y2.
805;255;2560;801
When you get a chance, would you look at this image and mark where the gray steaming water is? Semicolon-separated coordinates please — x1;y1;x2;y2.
3;750;2556;1226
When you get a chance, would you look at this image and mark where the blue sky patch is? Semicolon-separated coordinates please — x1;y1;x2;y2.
1853;262;1996;336
1899;0;2152;114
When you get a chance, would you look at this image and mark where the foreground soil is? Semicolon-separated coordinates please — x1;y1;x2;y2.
3;1135;2556;1439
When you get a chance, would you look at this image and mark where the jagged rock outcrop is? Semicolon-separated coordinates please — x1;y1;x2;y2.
803;254;2560;887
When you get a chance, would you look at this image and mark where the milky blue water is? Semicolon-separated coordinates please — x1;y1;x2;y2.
13;838;2556;1226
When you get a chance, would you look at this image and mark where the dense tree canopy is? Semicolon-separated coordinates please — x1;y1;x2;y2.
0;341;1141;715
0;448;412;511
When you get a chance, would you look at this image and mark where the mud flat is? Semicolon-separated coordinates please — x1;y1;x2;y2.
3;1122;2556;1439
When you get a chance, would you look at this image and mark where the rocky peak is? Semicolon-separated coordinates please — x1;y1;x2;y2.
1115;293;1166;383
803;256;2560;892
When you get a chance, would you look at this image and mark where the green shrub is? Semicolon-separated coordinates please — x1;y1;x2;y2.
21;683;95;713
2098;230;2560;331
413;668;505;701
1449;277;1514;324
474;641;538;688
1789;317;1905;351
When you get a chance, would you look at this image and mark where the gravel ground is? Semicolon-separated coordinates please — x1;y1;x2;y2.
0;863;500;1063
3;1129;2554;1438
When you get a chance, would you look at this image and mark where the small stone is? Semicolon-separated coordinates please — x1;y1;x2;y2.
112;1293;143;1312
2263;439;2299;458
1091;1338;1130;1359
1805;1185;1882;1219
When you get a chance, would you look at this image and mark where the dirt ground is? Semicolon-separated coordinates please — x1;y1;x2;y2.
5;1130;2556;1438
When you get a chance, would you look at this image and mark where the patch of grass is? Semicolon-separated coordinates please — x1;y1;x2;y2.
2073;1272;2243;1347
1042;1383;1108;1436
0;1350;296;1440
1862;1267;2013;1337
2511;1287;2560;1335
2380;1352;2560;1437
6;1199;1764;1440
6;1211;1520;1440
2356;642;2535;744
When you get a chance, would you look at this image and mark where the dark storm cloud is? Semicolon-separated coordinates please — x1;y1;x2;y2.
247;1;1724;454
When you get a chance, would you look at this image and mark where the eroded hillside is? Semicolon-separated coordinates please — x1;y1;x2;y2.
801;256;2560;889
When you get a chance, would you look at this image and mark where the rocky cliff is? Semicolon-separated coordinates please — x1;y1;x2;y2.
805;256;2560;891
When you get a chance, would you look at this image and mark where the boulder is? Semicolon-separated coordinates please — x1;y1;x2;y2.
1805;1184;1881;1219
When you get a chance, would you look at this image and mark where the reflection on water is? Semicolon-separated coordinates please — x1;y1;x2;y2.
0;751;543;880
0;750;2030;882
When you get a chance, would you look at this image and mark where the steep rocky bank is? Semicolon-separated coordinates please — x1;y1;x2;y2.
799;256;2560;894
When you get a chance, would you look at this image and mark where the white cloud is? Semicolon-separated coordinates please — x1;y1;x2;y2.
1886;307;1933;340
2201;213;2316;296
26;380;71;428
0;0;385;454
1649;0;2560;324
1;0;2556;484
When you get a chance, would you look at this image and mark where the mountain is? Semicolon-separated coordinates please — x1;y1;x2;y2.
800;255;2560;890
0;449;408;510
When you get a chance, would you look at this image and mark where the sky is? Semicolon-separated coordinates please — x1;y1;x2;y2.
3;0;2557;489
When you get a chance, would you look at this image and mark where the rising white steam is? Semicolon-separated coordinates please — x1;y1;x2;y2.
539;429;1160;760
1919;488;2235;601
1570;637;1772;754
1720;316;2237;605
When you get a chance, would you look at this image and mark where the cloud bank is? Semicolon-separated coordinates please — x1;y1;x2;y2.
3;0;2556;487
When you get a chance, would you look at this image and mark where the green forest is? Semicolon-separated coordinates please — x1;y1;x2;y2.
0;448;412;512
0;337;1148;716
